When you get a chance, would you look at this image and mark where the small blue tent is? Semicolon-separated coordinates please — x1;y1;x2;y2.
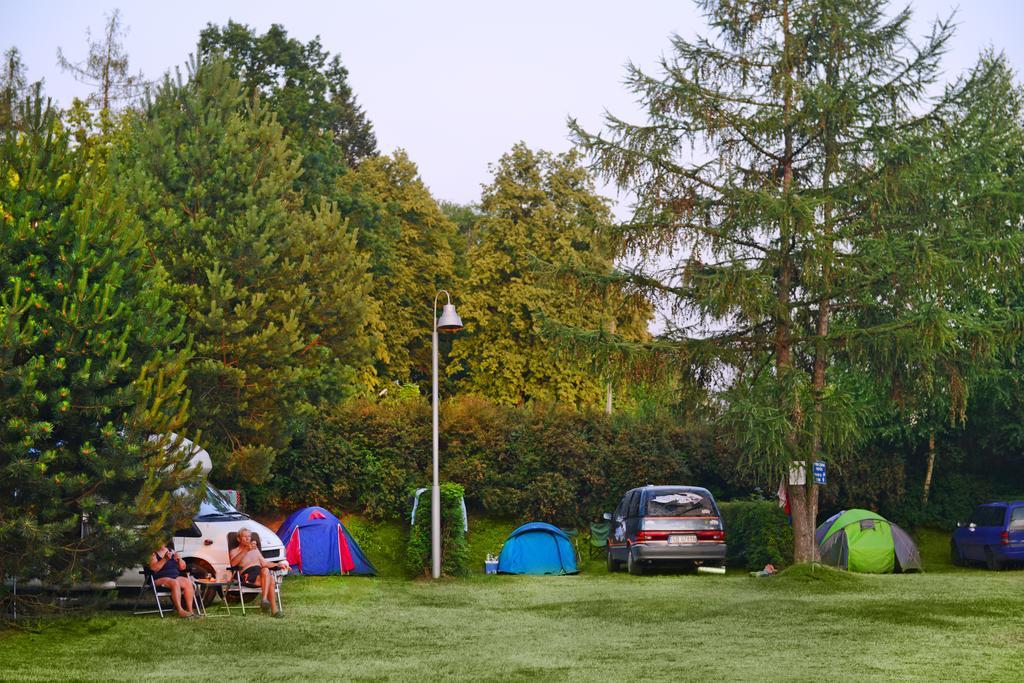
276;507;376;575
497;522;578;575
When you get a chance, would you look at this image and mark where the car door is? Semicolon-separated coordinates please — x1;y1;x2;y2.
611;494;629;560
959;506;983;560
965;506;1004;560
1008;506;1024;555
626;490;643;544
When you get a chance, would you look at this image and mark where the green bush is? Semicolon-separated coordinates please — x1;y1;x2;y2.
405;483;469;577
719;501;794;570
259;395;734;527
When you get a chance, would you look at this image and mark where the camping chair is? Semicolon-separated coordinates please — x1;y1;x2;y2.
132;566;204;618
225;531;284;616
589;521;610;559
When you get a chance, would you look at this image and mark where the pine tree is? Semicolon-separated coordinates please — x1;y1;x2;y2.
112;56;374;486
571;0;1024;561
1;47;43;133
0;99;193;586
450;143;646;406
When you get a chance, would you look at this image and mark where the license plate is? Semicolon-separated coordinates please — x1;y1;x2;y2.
669;534;697;545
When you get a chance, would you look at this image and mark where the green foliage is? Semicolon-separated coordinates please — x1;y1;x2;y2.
449;143;647;407
261;395;734;528
0;99;195;586
265;398;430;517
198;20;376;197
113;55;374;486
405;483;469;577
570;0;1024;561
1;47;38;132
338;151;460;387
719;501;794;570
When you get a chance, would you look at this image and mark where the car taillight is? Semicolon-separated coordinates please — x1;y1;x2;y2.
696;530;725;542
636;531;669;542
1001;531;1009;545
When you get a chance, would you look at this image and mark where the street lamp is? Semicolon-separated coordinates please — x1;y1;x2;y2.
432;290;462;578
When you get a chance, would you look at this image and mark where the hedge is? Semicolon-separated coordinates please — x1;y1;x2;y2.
253;394;1008;536
405;482;469;577
719;501;794;570
259;396;746;527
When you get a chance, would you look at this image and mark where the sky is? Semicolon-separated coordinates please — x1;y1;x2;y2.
4;0;1024;216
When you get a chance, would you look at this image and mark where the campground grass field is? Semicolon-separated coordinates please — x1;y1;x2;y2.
2;529;1023;682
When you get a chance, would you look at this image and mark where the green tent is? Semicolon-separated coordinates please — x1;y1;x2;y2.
815;509;922;573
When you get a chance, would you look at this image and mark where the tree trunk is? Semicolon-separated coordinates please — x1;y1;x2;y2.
605;318;615;415
777;0;821;564
789;480;819;563
922;431;936;504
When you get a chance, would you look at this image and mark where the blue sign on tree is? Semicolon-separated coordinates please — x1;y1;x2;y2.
813;460;826;485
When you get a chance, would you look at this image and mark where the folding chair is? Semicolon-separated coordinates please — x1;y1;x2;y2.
132;566;204;618
589;521;610;559
225;531;284;616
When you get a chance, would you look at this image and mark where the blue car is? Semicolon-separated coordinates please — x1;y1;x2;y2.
951;502;1024;570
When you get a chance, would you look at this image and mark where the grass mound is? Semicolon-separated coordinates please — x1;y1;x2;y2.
769;562;864;589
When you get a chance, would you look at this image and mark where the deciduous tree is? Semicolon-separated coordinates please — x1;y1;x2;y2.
198;21;377;202
450;143;646;406
338;150;459;387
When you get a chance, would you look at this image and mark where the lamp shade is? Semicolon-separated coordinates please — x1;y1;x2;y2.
436;303;463;333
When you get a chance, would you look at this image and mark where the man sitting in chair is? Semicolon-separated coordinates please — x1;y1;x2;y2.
230;527;288;617
149;541;196;618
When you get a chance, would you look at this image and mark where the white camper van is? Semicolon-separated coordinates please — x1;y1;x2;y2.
115;438;285;588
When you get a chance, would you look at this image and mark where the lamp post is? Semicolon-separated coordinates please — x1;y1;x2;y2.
432;290;463;578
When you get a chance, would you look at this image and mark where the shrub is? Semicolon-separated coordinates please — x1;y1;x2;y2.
719;501;794;570
405;483;469;577
258;395;733;527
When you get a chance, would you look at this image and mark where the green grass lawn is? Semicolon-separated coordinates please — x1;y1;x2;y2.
2;528;1023;682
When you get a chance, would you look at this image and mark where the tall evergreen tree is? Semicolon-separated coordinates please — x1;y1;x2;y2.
571;0;1024;560
1;47;43;133
0;99;194;586
450;143;646;406
113;56;374;486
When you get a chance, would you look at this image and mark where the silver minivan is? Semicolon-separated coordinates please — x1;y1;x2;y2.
605;485;727;575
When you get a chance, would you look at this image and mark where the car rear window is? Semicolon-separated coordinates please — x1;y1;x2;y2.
1010;507;1024;531
644;491;716;517
969;506;1006;527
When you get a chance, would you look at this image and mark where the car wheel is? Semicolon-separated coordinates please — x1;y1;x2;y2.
606;549;620;573
627;546;643;576
985;547;1003;571
950;541;965;567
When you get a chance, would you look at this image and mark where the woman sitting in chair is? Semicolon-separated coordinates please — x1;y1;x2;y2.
230;527;288;617
149;541;196;618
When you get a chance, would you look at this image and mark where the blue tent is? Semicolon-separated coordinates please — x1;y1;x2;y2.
276;507;376;575
497;522;578;575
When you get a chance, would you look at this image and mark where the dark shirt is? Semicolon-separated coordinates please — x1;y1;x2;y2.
152;548;181;580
